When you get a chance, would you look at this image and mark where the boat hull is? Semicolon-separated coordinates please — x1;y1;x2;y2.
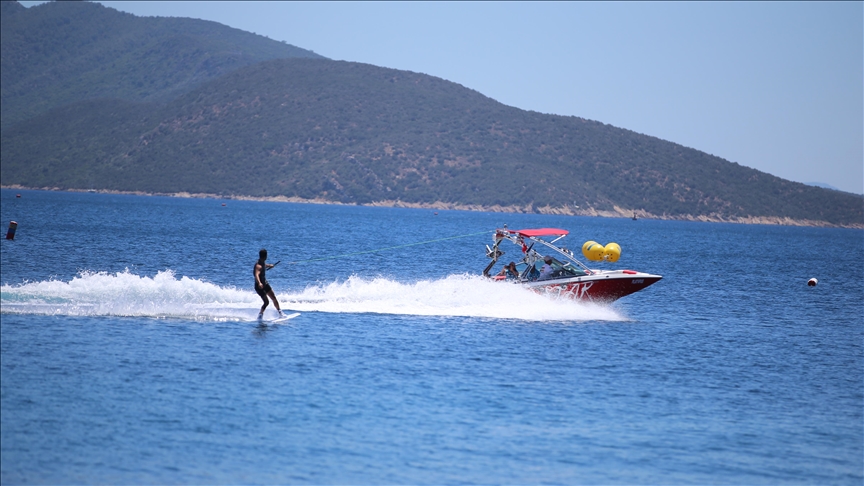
522;272;662;302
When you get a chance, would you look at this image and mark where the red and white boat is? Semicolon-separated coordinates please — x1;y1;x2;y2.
482;226;662;302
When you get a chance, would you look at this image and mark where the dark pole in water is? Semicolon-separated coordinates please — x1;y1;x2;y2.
6;221;18;240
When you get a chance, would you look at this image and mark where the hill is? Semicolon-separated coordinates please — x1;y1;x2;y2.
0;0;324;129
3;57;862;227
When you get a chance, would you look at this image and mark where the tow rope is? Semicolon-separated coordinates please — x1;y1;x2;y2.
286;230;492;265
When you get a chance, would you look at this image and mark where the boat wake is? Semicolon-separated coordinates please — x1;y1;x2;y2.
1;270;626;322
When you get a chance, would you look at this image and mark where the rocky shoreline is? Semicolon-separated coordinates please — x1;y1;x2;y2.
4;185;862;229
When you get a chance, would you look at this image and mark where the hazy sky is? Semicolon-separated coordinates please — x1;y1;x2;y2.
21;1;864;194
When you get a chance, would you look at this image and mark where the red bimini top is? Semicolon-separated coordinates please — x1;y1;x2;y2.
507;228;569;238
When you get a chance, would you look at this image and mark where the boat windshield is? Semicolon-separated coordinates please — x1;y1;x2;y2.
515;258;587;281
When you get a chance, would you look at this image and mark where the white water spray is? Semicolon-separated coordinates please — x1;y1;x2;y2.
1;270;625;322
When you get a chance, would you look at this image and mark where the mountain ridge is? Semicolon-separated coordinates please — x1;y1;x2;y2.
1;2;861;228
0;0;324;128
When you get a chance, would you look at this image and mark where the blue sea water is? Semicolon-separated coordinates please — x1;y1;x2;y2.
1;188;861;485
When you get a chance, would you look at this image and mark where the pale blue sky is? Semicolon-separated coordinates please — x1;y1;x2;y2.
20;1;864;194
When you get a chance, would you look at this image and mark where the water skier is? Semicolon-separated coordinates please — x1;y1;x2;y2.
254;248;283;319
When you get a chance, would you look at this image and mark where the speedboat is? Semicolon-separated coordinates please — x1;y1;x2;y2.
482;226;662;302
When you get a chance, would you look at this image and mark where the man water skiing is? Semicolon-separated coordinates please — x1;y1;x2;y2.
254;248;283;319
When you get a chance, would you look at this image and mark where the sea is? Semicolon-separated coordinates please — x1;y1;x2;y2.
1;188;861;485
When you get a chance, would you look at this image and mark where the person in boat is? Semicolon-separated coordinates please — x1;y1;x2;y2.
538;256;555;281
254;248;284;319
497;261;520;280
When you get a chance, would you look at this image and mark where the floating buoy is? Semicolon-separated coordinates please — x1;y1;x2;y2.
582;241;605;261
583;240;623;262
221;203;226;206
807;278;818;287
603;242;621;262
15;194;21;198
6;221;17;240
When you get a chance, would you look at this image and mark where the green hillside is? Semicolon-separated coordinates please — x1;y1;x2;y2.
0;0;324;129
3;58;861;227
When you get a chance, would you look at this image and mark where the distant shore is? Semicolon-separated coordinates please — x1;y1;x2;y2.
4;185;861;229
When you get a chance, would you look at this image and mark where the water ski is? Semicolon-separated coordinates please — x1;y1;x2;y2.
257;312;300;323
